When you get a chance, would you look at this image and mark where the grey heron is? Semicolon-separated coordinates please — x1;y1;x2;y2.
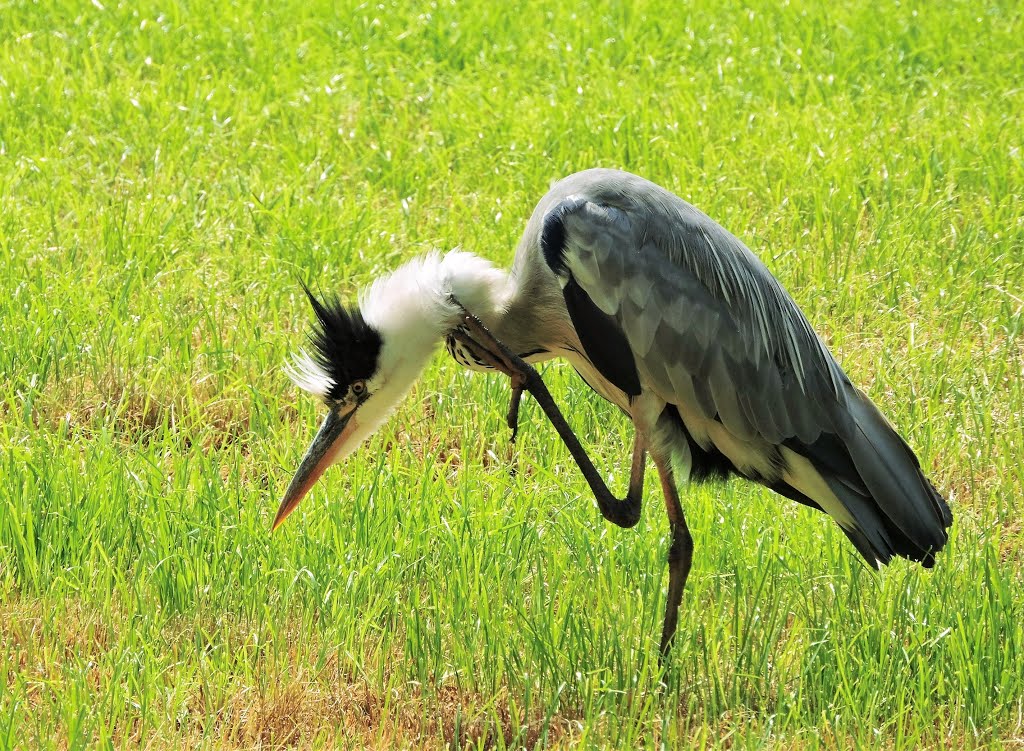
274;168;952;656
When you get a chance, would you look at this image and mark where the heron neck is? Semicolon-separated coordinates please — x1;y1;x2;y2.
438;250;513;327
359;249;512;358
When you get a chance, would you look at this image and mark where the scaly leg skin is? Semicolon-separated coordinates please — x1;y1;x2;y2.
451;312;644;529
650;452;694;660
505;383;524;475
507;383;524;444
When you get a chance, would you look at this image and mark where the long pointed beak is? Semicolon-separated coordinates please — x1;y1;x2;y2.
273;409;357;531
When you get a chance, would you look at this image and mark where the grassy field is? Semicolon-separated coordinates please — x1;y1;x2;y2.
1;0;1022;747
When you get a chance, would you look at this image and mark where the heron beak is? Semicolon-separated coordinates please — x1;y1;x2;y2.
272;408;358;531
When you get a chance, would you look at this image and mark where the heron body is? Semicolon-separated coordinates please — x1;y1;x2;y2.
276;168;952;655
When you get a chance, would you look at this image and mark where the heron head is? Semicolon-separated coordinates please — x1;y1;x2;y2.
273;253;494;530
272;286;389;530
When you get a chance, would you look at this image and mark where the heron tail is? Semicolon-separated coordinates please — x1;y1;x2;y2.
790;388;952;567
842;389;951;565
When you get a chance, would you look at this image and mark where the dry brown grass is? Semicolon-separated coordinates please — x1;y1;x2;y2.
6;592;1022;748
1;597;581;750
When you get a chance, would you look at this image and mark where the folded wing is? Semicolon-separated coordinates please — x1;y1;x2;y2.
540;170;951;566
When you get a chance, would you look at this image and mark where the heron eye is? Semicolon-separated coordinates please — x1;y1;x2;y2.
351;380;367;398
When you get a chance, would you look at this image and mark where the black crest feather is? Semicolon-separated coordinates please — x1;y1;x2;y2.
302;283;382;401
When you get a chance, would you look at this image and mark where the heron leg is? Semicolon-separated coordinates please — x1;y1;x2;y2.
501;383;525;475
651;452;693;658
451;313;644;529
507;383;524;444
505;383;525;475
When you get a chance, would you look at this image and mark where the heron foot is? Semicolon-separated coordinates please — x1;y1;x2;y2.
506;384;524;476
507;382;525;442
449;314;533;449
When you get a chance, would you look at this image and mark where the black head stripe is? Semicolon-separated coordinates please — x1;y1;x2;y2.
302;283;382;401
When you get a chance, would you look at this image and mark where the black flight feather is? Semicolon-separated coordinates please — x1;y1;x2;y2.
562;276;642;397
540;196;587;276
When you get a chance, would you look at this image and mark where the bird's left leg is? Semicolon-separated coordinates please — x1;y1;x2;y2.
649;451;693;658
451;312;644;529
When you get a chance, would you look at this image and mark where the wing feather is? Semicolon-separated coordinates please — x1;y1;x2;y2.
538;169;951;567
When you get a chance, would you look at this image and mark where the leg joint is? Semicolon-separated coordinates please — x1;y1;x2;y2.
667;524;693;564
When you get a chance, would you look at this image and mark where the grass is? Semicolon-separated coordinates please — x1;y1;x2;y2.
1;0;1022;747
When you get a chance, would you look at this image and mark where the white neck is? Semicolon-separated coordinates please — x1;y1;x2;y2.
358;250;510;390
360;249;509;345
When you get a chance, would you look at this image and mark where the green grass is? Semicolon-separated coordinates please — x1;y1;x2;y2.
1;0;1022;747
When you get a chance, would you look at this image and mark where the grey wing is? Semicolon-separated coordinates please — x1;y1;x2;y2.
543;190;846;447
539;174;951;567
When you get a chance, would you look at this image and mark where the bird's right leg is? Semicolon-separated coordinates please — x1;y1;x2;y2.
650;451;693;658
451;313;645;529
